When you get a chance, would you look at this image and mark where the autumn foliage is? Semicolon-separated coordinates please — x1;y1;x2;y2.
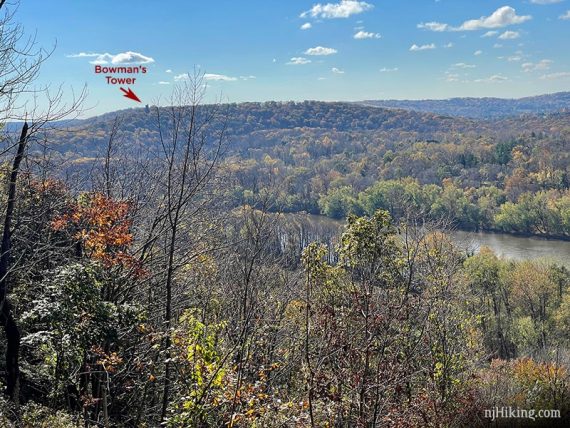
52;193;137;270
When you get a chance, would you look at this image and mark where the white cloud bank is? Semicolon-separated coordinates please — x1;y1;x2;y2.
67;51;155;65
418;6;531;32
301;0;373;19
354;30;381;39
174;73;238;81
410;43;436;51
287;57;312;65
305;46;338;55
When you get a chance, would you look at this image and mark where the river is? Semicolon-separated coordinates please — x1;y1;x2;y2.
279;213;570;267
450;230;570;267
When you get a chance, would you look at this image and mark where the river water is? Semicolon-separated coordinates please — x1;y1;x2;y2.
450;230;570;267
280;213;570;267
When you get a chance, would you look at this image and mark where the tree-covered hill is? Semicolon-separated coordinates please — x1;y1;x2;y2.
28;99;570;158
17;100;570;238
360;91;570;119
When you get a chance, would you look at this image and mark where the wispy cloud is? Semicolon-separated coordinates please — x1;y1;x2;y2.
67;51;155;65
417;22;449;32
418;6;531;32
301;22;312;30
353;30;381;39
453;63;476;69
474;50;483;56
301;0;373;19
540;71;570;80
174;73;238;81
332;67;345;74
445;72;460;82
522;59;553;72
410;43;436;51
530;0;562;4
498;30;520;40
482;31;499;37
158;81;170;85
287;57;312;65
379;67;399;72
66;52;100;58
204;73;238;81
305;46;338;55
560;11;570;20
475;74;509;83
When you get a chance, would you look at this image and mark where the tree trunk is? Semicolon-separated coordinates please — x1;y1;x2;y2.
0;122;28;401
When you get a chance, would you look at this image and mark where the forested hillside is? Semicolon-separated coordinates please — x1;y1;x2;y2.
361;92;570;119
40;101;570;238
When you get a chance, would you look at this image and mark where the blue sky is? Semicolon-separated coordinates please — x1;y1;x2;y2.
14;0;570;116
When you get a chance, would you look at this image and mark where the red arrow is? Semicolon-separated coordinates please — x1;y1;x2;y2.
120;87;141;103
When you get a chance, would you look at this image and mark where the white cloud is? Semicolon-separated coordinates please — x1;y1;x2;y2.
457;7;531;30
453;62;476;69
332;67;345;74
445;73;460;82
482;30;499;37
301;0;373;19
174;73;237;82
475;74;508;83
66;52;100;58
305;46;338;55
111;51;154;64
493;43;503;48
410;43;436;51
165;69;172;73
158;81;170;85
443;42;454;48
417;22;449;32
239;75;257;80
301;22;312;30
498;30;520;40
353;30;381;39
318;77;327;80
68;51;155;65
540;71;570;80
379;67;399;72
560;11;570;20
418;6;531;32
530;0;562;4
287;57;312;65
204;73;238;81
522;59;553;72
506;54;523;62
474;50;483;56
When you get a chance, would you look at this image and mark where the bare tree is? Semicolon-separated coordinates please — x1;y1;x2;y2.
0;0;85;402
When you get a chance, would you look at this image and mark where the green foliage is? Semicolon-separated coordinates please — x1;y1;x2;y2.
318;186;362;219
